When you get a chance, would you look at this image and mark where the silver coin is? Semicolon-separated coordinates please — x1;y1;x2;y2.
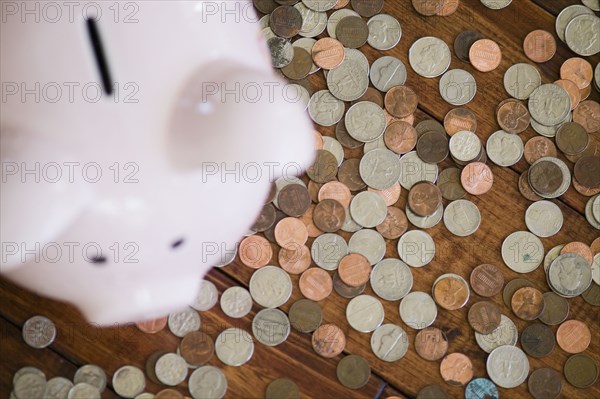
525;200;563;237
44;377;73;399
220;286;253;319
73;365;106;393
261;27;276;41
190;280;218;312
22;315;56;349
322;136;344;167
267;37;294;69
370;258;413;301
503;63;542;100
188;366;227;399
593;195;600;223
359;148;402;190
565;14;600;56
486;130;523;167
547;253;593;297
530;114;569;138
398;151;439;190
370;324;409;362
302;0;337;12
363;135;387;154
345;101;387;143
586;194;600;229
501;231;544;273
370;56;407;92
582;0;600;11
215;328;254;366
252;308;291;346
443;199;481;237
327;8;360;38
350;191;388;228
529;157;571;199
134;394;154;399
168;308;201;338
556;5;595;42
14;373;46;399
346;294;385;333
397;230;435;268
595;62;600;91
112;365;145;398
409;36;451;78
592;253;600;285
13;367;45;387
67;383;100;399
155;353;188;386
214;243;238;268
486;345;529;389
342;206;363;233
326;59;369;102
311;233;348;270
544;244;565;272
249;265;292;308
367;14;402;51
258;14;269;29
308;90;345;127
406;203;444;229
399;291;437;330
480;0;512;9
294;3;327;38
439;69;477;106
348;229;386;265
344;48;370;74
528;84;571;126
292;38;320;75
449;130;481;162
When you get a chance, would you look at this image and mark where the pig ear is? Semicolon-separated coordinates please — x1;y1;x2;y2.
167;61;315;179
0;128;94;272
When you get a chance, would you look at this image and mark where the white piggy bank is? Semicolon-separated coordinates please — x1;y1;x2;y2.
0;0;314;324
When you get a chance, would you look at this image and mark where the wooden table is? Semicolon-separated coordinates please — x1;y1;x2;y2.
1;1;599;398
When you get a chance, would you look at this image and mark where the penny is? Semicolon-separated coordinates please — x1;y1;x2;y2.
528;368;562;399
465;378;499;399
275;217;308;250
338;253;371;287
384;121;418;154
371;324;409;362
416;385;448;399
155;353;188;386
220;286;252;319
135;317;167;334
511;287;545;321
369;182;402;206
520;323;555;358
145;351;166;385
239;235;273;268
433;275;470;310
253;0;278;14
564;354;599;388
265;378;299;399
311;37;344;70
538;292;570;325
561;241;593;265
112;366;145;398
556;319;591;353
278;184;311;217
408;181;442;217
444;108;477;136
264;210;287;243
574;156;600;189
376;206;408;239
351;0;383;17
555;79;581;110
592;237;600;254
437;167;466;201
338;158;366;191
528;160;563;196
582;283;600;306
179;331;214;367
468;301;501;334
337;355;371;389
417;132;449;164
555;122;589;156
22;315;56;349
312;198;346;233
155;389;184;399
311;324;346;358
414;327;448;361
299;267;333;301
335;119;363;149
270;6;302;38
440;353;473;386
573;100;600;134
335;16;368;48
580;81;593;101
279;245;311;274
252;203;277;232
215;328;254;367
412;0;442;15
318;181;351;209
486;345;529;389
560;58;593;89
523;136;557;165
475;315;519;354
523;30;556;63
416;119;446;138
437;0;459;16
385;85;418;118
333;271;366;298
307;149;338;183
469;39;502;72
461;162;493;195
496;99;530;134
353;86;384;108
503;278;534;307
289;299;322;333
470;264;504;297
454;30;484;63
518;171;543;201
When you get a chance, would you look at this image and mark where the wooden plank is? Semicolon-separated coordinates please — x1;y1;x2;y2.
529;0;578;16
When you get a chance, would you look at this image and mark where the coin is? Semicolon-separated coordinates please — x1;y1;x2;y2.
439;69;477;106
560;57;593;89
528;368;562;399
370;324;409;362
311;233;348;270
398;151;439;190
437;167;466;200
311;37;344;69
523;136;557;165
376;207;408;240
481;0;512;9
503;63;542;100
496;99;530;134
359;148;402;190
337;355;371;389
465;378;499;399
327;58;369;102
468;301;501;334
573;100;600;134
475;314;519;353
440;353;473;386
180;331;214;367
538;292;569;325
220;286;253;319
417;132;449;164
525;200;563;237
449;130;481;162
249;265;293;308
294;4;327;39
470;264;504;297
397;230;436;268
564;354;599;388
503;278;535;307
574;156;600;189
399;291;438;330
311;323;346;358
469;39;501;72
73;365;106;393
190;280;218;312
313;198;345;233
521;323;555;358
253;0;278;14
408;182;442;217
44;377;73;399
333;271;366;298
278;184;311;217
270;5;302;38
336;119;363;150
414;327;448;361
556;319;591;353
335;16;368;48
346;294;384;332
486;130;523;167
338;253;371;287
528;84;571;126
370;259;413;301
461;162;493;195
518;171;543;201
511;287;545;320
565;14;600;56
555;79;581;110
582;283;600;306
454;30;484;63
67;383;100;399
350;191;387;228
384;121;418;154
145;351;166;386
528;159;563;196
385;85;418;118
239;235;273;269
369;182;402;206
555;122;589;155
409;36;451;78
433;274;470;310
275;217;308;249
252;308;291;346
443;199;481;237
370;56;407;92
155;353;188;386
487;345;529;389
265;378;299;399
523;30;556;63
251;203;277;233
547;253;592;297
416;384;448;399
289;299;322;333
501;231;544;273
22;315;56;349
308;91;345;127
367;14;401;51
168;308;200;338
188;366;227;399
13;373;46;399
215;328;254;367
299;267;333;301
112;365;145;398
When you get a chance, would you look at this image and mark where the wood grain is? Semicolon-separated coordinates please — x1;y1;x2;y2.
1;1;599;398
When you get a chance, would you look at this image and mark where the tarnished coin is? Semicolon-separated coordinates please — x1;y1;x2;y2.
333;270;366;298
252;203;277;233
414;327;448;361
346;294;384;333
367;14;401;51
359;148;402;190
437;167;466;200
440;353;473;387
351;0;383;17
528;158;566;198
299;267;333;301
370;259;413;301
44;377;73;399
501;231;544;273
168;308;201;338
278;184;311;217
370;323;409;362
215;328;254;366
336;16;368;48
487;345;529;389
398;151;439;190
155;353;188;386
336;119;363;149
308;150;338;184
265;378;298;399
13;373;46;399
328;8;360;38
249;265;293;308
220;286;253;319
475;314;518;353
376;206;409;240
468;301;501;334
525;200;563;237
417;384;449;399
289;299;322;333
336;355;371;389
469;39;502;72
528;368;562;399
417;132;449;164
399;291;438;330
519;171;543;201
465;378;499;399
503;63;542;100
311;323;346;358
409;36;451;78
564;354;599;388
521;323;555;358
73;365;106;393
112;365;146;398
486;130;523;167
311;233;348;270
313;198;346;232
556;319;591;353
555;122;589;155
67;383;100;399
397;230;435;268
449;130;481;162
443;199;481;237
538;291;569;325
189;366;227;399
470;264;504;297
503;278;535;307
270;5;302;38
345;101;387;143
408;181;442;217
574;156;600;189
439;69;477;105
511;286;545;321
252;308;291;346
267;37;294;69
370;56;407;92
22;315;56;349
454;30;484;63
547;253;592;297
338;158;366;191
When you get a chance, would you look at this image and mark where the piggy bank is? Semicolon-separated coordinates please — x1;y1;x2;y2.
0;0;314;324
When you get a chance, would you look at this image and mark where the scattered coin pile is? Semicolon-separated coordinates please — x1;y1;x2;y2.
10;0;600;398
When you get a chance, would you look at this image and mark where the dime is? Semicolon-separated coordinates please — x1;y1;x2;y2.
346;294;384;333
538;292;569;325
252;308;291;346
409;36;452;78
501;231;543;273
465;378;498;399
439;69;477;106
22;315;56;349
370;56;407;92
525;200;563;237
503;63;542;100
528;368;562;399
299;267;333;301
511;287;545;320
469;39;502;72
112;366;145;398
370;324;409;362
397;230;435;267
367;14;401;51
336;355;371;389
470;264;504;297
520;323;555;358
311;324;346;358
67;383;100;399
461;162;493;195
73;365;106;393
440;353;473;386
249;265;293;308
155;353;188;386
13;373;46;399
486;130;523;167
188;366;227;399
487;345;529;389
220;286;253;319
399;291;437;330
348;229;386;265
443;199;481;236
556;319;591;353
190;280;218;312
449;130;481;162
468;301;501;334
168;308;200;338
564;354;599;388
44;377;73;399
414;327;448;361
523;30;556;63
215;328;254;367
265;378;298;399
475;314;518;353
370;258;413;301
289;299;322;333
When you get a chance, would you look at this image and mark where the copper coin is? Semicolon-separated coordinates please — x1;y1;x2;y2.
560;57;593;89
496;99;530;134
519;170;543;201
299;204;323;238
561;241;593;265
556;320;591;353
278;184;311;217
289;299;322;333
338;253;371;287
307;149;338;183
574;156;600;189
368;182;402;206
376;206;409;239
511;286;545;321
282;47;313;80
253;0;278;14
333;0;350;9
444;108;477;136
308;180;322;204
136;317;168;334
412;0;443;16
408;181;442;217
264;209;286;243
470;264;504;297
179;331;214;366
279;245;312;274
387;111;415;127
538;292;570;326
528;368;562;399
454;30;484;63
274;217;308;250
521;323;556;358
528;160;563;195
437;167;467;201
336;119;363;149
573;100;600;134
417;385;448;399
433;276;469;311
580;83;592;101
503;278;535;307
352;86;384;108
269;6;302;38
555;122;590;156
565;135;600;164
523;30;556;63
239;235;273;268
461;162;493;195
318;181;352;209
313;198;346;233
417;131;449;164
439;353;473;386
414;327;449;361
468;301;501;334
554;79;581;110
523;136;557;165
311;323;346;358
385;86;419;119
350;0;384;17
299;267;333;301
312;38;345;70
335;16;369;49
469;39;502;72
573;176;600;196
338;158;367;191
252;203;277;232
436;0;459;16
155;389;184;399
333;271;366;298
313;130;324;150
384;121;418;154
591;237;600;255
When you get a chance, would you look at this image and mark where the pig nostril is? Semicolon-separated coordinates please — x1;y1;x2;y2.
171;238;185;249
89;256;107;265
